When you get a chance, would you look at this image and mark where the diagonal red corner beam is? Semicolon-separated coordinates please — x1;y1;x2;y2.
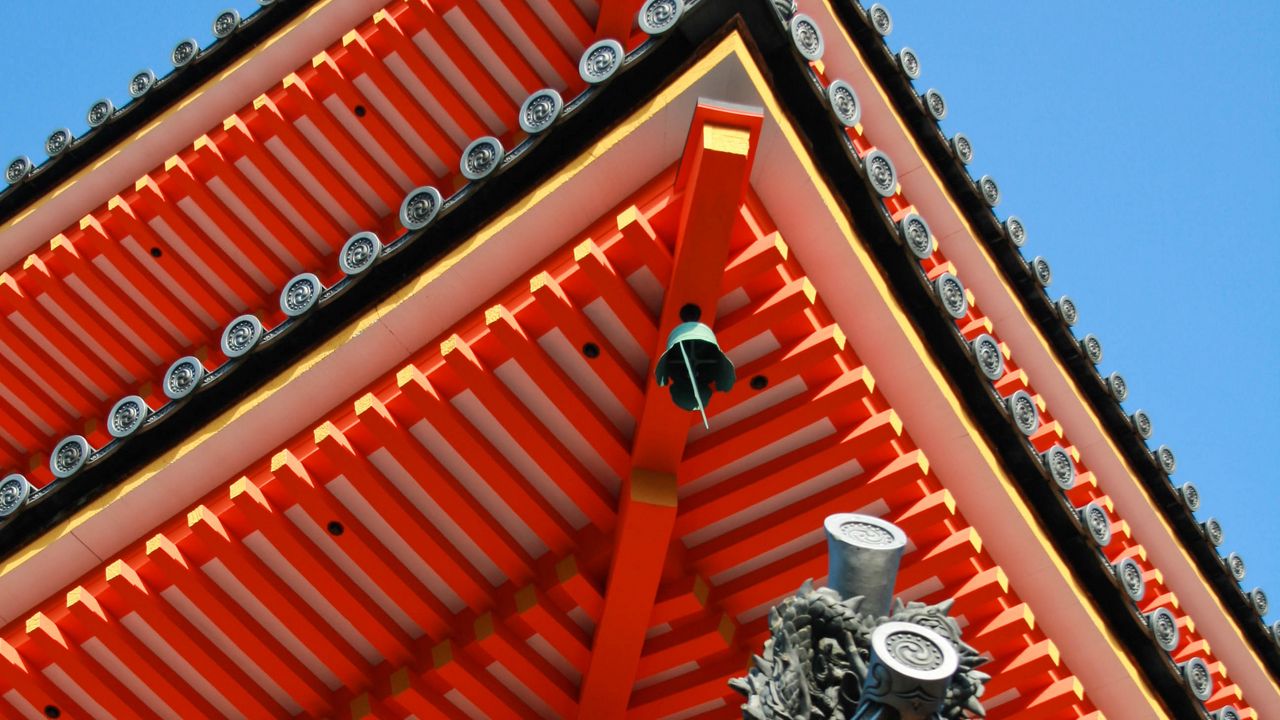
578;103;762;718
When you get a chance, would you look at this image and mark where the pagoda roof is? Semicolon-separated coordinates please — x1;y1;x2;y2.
0;0;1273;717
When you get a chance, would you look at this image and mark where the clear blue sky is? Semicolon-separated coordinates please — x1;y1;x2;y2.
0;2;1276;625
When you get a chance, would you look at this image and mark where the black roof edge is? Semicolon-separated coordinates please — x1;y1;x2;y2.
821;0;1280;684
0;0;319;222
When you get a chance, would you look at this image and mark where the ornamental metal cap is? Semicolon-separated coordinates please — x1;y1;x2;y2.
824;513;907;616
1202;517;1224;547
1271;619;1280;645
1041;444;1075;490
868;3;892;36
950;132;973;165
399;186;442;230
789;14;824;61
1248;587;1268;616
971;333;1004;382
1077;501;1112;547
897;47;921;79
128;69;157;98
863;622;959;717
519;88;563;134
1180;657;1213;701
933;272;968;319
1214;706;1241;720
1226;552;1246;582
280;273;322;317
51;435;91;479
339;231;381;276
922;88;946;121
0;474;30;519
1178;482;1200;512
863;149;897;198
5;156;32;185
637;0;684;35
164;356;205;400
1105;371;1127;402
1056;296;1078;326
977;175;1000;207
579;39;624;85
898;212;933;260
107;395;150;439
1003;215;1027;246
1113;557;1146;603
86;98;114;128
1154;444;1176;474
827;79;861;127
221;314;263;359
1006;389;1039;437
171;38;200;68
212;9;241;39
45;128;73;157
1146;606;1180;652
460;136;504;181
1080;333;1103;365
1029;256;1052;287
1130;409;1153;439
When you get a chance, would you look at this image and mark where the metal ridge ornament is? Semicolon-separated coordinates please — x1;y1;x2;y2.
1029;256;1052;287
0;474;30;519
789;14;824;62
868;3;892;36
399;186;442;231
171;38;199;68
212;9;241;39
129;69;157;98
897;47;920;79
280;273;321;317
950;132;973;165
971;333;1004;381
863;149;897;198
1202;517;1224;547
107;395;150;439
1056;295;1078;326
1180;657;1213;701
1113;557;1146;602
1106;371;1127;402
579;39;624;84
1226;552;1246;581
221;314;263;359
519;89;563;134
86;98;114;128
637;0;683;35
898;212;933;260
654;321;735;428
977;175;1000;207
1130;409;1153;439
1154;444;1176;474
827;80;861;128
164;356;205;400
1178;482;1200;512
732;513;988;719
1077;501;1112;547
1248;588;1268;616
1003;215;1027;246
1042;444;1076;490
933;271;968;319
460;136;504;180
45;128;73;157
5;156;32;185
1146;606;1180;652
923;88;947;121
1080;333;1103;365
1006;389;1039;436
51;435;91;479
339;231;381;276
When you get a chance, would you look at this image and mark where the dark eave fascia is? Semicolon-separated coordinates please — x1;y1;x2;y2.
821;0;1280;684
0;0;320;222
0;2;1265;712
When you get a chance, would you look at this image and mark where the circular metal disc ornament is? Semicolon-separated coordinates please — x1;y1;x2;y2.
978;175;1000;207
339;231;382;276
1226;552;1246;581
221;314;263;358
51;435;90;479
1202;517;1224;547
0;474;30;518
1215;706;1241;720
399;186;442;231
1271;620;1280;645
971;333;1004;382
951;132;973;164
637;0;684;35
898;212;933;260
863;149;897;198
519;89;563;134
172;38;199;68
1077;501;1112;547
1029;256;1052;287
1130;409;1153;439
1003;215;1027;246
826;79;861;127
1080;334;1103;364
1106;371;1127;402
164;356;206;399
5;156;32;185
45;128;73;157
934;272;968;319
579;39;624;84
107;395;150;439
1250;588;1269;616
1055;296;1078;326
280;273;322;317
212;9;241;38
1154;444;1176;474
897;47;920;79
1181;657;1213;701
1041;444;1075;490
129;69;157;98
789;14;824;62
1146;607;1180;652
869;621;958;680
923;88;947;120
868;3;892;36
1006;389;1039;436
87;98;114;128
1113;557;1146;603
460;136;504;180
1178;482;1200;512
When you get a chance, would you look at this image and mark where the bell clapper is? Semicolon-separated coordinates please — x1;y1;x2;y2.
678;340;710;429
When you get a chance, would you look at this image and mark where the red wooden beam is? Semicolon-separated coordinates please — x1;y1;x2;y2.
577;104;760;718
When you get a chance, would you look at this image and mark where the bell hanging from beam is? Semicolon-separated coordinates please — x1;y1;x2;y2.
654;321;735;428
